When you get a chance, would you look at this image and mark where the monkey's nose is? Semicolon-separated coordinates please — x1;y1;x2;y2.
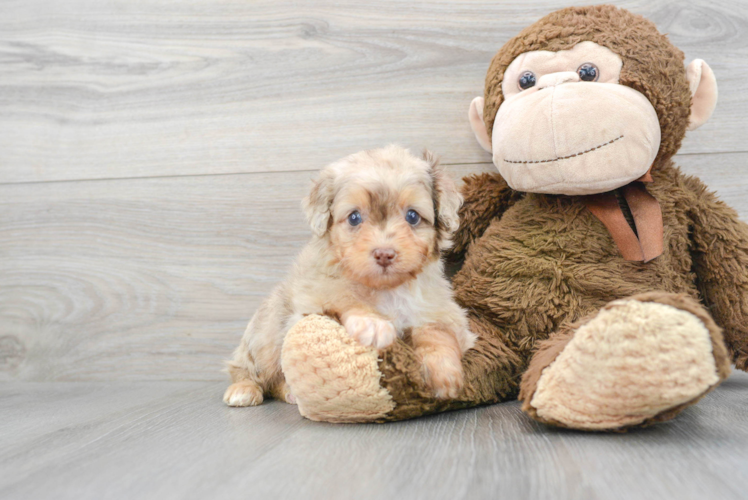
536;71;580;90
373;248;397;268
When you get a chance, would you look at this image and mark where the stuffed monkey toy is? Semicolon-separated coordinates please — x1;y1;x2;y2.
279;4;748;430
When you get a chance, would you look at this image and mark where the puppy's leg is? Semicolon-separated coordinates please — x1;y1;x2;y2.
224;344;264;407
340;307;397;349
224;288;289;407
412;323;465;399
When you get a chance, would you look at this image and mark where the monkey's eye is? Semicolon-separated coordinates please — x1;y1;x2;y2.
518;71;537;90
405;209;421;225
347;211;362;226
577;63;599;82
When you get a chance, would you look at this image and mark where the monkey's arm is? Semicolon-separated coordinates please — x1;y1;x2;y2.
281;312;522;423
447;173;522;261
686;176;748;370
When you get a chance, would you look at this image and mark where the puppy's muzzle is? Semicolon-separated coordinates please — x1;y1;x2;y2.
373;248;397;268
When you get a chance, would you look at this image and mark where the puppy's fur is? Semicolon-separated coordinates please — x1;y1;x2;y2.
224;145;476;407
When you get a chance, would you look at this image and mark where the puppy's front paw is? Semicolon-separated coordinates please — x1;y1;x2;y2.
420;352;465;399
223;381;263;407
344;315;397;349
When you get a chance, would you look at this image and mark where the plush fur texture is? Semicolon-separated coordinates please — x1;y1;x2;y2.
483;5;691;170
281;314;395;422
490;40;661;196
520;292;731;430
528;300;720;429
280;5;748;429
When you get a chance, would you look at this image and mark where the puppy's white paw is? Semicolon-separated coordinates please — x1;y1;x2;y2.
420;352;465;399
223;381;263;407
344;315;397;349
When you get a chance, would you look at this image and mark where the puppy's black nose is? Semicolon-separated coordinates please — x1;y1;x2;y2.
373;248;397;268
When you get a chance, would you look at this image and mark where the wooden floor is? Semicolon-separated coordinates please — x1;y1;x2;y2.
2;0;748;498
1;372;747;500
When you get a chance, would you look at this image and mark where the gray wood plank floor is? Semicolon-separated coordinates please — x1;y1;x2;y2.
1;372;747;500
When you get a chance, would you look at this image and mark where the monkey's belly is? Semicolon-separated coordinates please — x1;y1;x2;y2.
452;204;698;352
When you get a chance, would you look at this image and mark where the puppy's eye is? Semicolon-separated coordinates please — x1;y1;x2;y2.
518;71;536;90
405;209;421;225
347;211;362;226
577;63;599;82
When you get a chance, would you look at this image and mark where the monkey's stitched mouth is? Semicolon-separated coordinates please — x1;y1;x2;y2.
503;135;624;164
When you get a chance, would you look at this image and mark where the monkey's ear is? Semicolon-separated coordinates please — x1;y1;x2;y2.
469;97;493;153
424;150;462;237
686;59;718;131
302;169;334;237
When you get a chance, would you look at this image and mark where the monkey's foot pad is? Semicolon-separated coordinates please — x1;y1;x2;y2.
528;300;723;430
281;314;395;422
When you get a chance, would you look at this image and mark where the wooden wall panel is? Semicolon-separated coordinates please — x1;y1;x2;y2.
1;0;746;184
1;153;745;381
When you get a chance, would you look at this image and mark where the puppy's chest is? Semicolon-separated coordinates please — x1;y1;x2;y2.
374;287;426;331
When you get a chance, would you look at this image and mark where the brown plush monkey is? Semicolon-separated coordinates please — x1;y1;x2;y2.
279;5;747;430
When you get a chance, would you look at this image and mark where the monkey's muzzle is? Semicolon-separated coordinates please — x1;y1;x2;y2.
492;82;661;196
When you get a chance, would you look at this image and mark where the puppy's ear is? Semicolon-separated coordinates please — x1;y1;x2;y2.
302;168;335;237
423;150;462;238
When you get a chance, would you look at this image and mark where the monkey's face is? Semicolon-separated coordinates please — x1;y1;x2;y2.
469;7;718;199
491;41;661;196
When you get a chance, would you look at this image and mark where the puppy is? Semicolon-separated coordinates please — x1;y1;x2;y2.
224;145;476;407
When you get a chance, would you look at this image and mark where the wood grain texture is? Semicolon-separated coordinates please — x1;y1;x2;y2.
0;170;311;381
1;374;747;500
1;0;747;184
1;153;746;382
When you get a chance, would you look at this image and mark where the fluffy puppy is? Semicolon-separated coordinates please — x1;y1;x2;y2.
224;145;476;407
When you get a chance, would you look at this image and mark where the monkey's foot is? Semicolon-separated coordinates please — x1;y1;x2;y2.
281;314;395;422
520;293;731;431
